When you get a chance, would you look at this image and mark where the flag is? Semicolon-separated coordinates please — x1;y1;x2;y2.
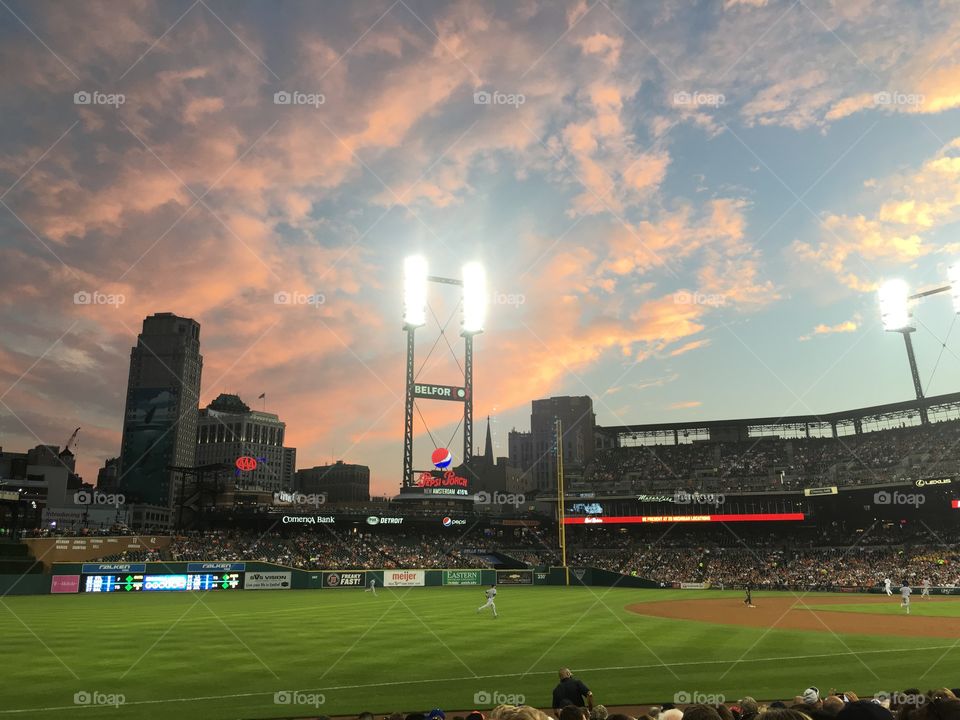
258;393;265;400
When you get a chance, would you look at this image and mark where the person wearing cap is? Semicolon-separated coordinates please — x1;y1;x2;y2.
801;688;822;709
553;668;593;717
427;709;446;720
739;697;759;720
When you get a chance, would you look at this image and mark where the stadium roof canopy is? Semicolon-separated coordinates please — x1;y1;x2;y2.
597;391;960;443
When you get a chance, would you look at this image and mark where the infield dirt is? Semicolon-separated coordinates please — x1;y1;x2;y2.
626;594;960;638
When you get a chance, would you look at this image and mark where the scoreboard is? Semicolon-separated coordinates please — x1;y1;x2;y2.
83;573;242;592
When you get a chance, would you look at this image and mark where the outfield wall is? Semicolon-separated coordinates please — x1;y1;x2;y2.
24;564;952;595
34;563;660;594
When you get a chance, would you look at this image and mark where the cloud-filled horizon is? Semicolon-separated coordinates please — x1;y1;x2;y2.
1;0;959;496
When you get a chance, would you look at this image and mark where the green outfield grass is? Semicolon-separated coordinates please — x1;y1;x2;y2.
2;588;960;720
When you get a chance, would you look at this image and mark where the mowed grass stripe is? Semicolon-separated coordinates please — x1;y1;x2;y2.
2;588;959;720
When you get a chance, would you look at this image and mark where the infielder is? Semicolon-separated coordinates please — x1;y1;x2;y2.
477;584;498;618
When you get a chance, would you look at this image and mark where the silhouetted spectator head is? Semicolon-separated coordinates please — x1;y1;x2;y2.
836;701;895;720
560;706;587;720
683;705;723;720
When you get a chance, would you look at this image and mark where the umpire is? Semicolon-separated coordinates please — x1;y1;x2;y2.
552;668;593;716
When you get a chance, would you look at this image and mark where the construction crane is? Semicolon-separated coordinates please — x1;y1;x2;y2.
63;427;80;454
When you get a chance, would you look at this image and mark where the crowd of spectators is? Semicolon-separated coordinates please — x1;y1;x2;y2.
586;419;960;493
61;522;954;591
360;686;960;720
167;529;492;570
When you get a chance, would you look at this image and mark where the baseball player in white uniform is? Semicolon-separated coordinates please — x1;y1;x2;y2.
884;578;892;596
477;584;498;617
921;578;931;597
365;578;377;596
900;583;912;614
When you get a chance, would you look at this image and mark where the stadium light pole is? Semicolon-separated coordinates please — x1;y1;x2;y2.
402;256;428;487
878;266;960;426
878;279;928;425
461;262;486;466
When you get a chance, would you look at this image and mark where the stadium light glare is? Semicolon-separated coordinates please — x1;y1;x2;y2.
878;279;911;331
403;255;428;327
949;264;960;314
462;261;486;334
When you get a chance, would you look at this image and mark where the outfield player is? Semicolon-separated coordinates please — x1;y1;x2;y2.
477;584;498;617
900;582;912;614
921;578;931;597
884;578;892;596
365;578;377;596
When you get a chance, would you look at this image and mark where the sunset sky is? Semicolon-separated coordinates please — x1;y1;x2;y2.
1;0;959;496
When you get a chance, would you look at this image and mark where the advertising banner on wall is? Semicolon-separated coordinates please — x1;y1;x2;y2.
383;570;425;587
442;570;482;585
497;570;533;585
244;571;292;590
51;575;80;593
323;571;365;588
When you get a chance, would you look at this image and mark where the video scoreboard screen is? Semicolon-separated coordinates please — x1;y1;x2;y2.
83;573;242;592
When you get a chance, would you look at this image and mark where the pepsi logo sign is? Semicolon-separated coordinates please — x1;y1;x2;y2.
431;447;453;470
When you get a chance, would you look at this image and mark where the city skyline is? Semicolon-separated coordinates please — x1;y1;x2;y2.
2;0;960;497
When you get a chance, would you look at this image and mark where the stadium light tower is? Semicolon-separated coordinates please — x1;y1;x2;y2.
461;262;486;463
879;279;927;424
878;265;960;424
401;257;487;488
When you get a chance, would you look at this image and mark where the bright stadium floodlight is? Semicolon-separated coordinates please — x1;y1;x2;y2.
949;264;960;314
462;261;486;334
403;255;428;327
878;279;912;332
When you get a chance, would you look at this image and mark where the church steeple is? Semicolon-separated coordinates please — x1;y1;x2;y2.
484;416;493;463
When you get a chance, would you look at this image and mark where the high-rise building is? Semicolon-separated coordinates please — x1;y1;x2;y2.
195;393;296;492
296;461;369;503
96;457;120;493
509;396;596;491
118;313;202;507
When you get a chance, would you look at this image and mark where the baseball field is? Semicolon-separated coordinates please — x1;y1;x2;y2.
2;587;959;720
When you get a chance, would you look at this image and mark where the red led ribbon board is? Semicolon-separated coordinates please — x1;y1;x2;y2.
563;512;805;525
